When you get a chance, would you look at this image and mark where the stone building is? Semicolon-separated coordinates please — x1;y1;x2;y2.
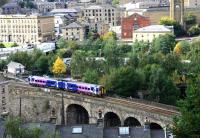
121;13;150;41
83;5;123;26
133;25;173;42
0;14;55;44
34;2;66;13
184;0;200;8
62;22;86;41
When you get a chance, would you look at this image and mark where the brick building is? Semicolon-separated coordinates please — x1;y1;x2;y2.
121;13;150;40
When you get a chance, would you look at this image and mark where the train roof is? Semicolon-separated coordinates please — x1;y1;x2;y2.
30;76;57;81
66;81;103;87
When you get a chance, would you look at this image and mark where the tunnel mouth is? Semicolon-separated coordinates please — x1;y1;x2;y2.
124;117;141;127
104;112;121;127
150;123;163;130
66;104;89;125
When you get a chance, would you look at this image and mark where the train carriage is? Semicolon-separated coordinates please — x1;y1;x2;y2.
28;76;106;97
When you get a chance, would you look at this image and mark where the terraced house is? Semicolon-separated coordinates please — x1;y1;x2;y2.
0;14;55;44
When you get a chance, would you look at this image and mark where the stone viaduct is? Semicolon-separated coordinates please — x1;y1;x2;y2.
0;81;180;131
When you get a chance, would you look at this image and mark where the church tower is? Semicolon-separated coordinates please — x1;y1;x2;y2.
170;0;184;25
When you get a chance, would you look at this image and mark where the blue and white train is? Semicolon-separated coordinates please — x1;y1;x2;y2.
28;76;106;97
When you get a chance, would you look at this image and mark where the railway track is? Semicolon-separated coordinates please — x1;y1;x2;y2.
105;97;180;117
10;82;180;117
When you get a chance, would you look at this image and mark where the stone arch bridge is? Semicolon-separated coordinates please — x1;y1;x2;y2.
0;81;180;130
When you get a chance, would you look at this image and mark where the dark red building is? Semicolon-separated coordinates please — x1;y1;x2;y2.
122;13;151;40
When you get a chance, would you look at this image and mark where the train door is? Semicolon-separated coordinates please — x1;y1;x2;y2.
100;86;106;96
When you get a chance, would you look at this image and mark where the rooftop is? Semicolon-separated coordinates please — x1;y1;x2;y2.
7;61;25;68
135;25;172;33
51;8;78;14
63;22;83;29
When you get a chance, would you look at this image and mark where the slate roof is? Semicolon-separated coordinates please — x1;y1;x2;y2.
64;22;83;29
51;8;78;14
7;61;25;68
135;25;172;33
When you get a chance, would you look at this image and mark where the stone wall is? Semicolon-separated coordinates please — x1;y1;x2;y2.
0;82;179;129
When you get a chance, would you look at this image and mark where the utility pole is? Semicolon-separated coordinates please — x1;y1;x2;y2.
61;92;65;125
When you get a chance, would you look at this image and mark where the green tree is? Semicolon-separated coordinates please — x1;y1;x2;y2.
5;118;42;138
70;50;88;79
174;40;190;55
82;69;99;84
100;67;145;97
34;55;49;74
188;37;200;73
159;17;185;36
0;60;7;71
173;77;200;137
8;51;32;70
0;43;5;48
152;34;176;55
18;1;25;8
57;38;67;49
161;53;182;75
103;38;122;71
146;67;180;105
184;12;196;25
187;25;200;36
112;0;119;5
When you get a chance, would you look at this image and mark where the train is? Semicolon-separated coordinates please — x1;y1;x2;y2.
28;76;106;97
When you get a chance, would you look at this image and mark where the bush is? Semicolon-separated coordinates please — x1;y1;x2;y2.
0;43;5;48
188;26;200;36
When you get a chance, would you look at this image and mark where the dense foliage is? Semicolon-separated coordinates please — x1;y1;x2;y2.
5;118;60;138
1;32;198;106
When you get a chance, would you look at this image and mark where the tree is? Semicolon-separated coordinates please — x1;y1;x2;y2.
52;56;66;76
0;60;7;71
82;69;99;84
5;117;42;138
146;66;180;105
188;37;200;73
8;51;32;70
112;0;119;5
159;17;185;36
103;37;122;71
187;25;200;36
100;67;145;97
161;53;182;75
101;31;117;41
0;43;5;48
184;12;196;26
70;50;88;79
152;34;176;55
34;55;49;75
173;77;200;137
5;117;61;138
57;38;67;49
174;40;190;55
18;1;25;8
